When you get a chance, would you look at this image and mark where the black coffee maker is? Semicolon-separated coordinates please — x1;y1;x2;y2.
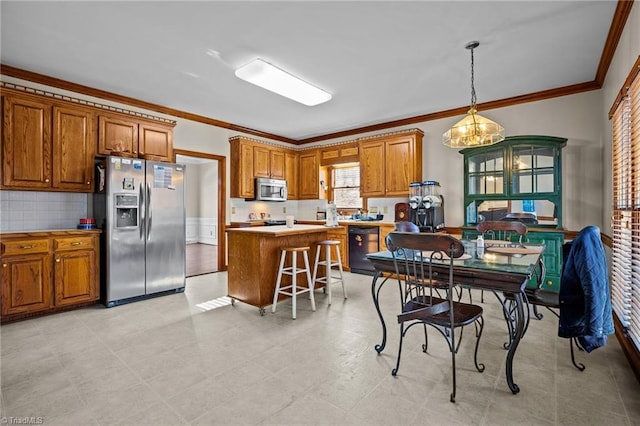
409;181;445;232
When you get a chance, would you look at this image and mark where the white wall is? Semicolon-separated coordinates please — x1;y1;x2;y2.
184;165;199;218
601;5;640;237
184;161;220;244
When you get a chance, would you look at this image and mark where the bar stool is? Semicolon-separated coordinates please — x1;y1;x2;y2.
312;240;346;305
272;246;315;319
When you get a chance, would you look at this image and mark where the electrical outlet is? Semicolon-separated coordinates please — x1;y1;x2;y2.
231;207;236;214
282;207;287;214
383;206;388;213
210;230;213;236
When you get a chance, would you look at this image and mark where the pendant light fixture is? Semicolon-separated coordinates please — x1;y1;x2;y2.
443;41;505;148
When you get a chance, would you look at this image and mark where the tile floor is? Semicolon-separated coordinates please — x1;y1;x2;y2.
1;271;639;425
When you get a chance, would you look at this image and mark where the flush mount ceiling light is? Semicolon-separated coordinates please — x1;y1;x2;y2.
234;58;332;106
443;41;505;148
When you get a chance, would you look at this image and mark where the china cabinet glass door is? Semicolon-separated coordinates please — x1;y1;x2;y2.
511;145;556;195
467;150;505;195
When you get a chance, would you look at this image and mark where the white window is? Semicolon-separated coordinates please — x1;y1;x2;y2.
611;60;640;352
332;166;362;209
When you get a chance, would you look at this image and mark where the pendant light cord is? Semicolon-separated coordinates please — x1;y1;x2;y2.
470;45;477;110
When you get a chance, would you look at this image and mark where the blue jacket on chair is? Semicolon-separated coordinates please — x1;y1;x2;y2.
558;225;613;352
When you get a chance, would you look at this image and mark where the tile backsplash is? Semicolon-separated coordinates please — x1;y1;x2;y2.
0;190;88;232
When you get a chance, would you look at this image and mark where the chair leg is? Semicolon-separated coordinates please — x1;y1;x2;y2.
335;245;347;299
311;246;321;294
291;251;297;320
303;251;315;312
450;326;457;403
271;250;287;313
325;245;332;305
473;318;486;373
421;324;428;352
392;323;405;376
533;303;544;320
570;338;586;371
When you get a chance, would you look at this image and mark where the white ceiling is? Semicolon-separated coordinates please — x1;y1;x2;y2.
0;1;618;141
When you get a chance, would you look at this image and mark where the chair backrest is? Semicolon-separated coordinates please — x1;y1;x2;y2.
394;221;420;233
476;220;528;243
559;225;612;352
386;231;464;303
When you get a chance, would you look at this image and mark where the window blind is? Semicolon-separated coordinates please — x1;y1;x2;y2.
333;166;362;208
611;66;640;352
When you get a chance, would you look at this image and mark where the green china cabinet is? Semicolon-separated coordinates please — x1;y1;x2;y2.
460;135;567;292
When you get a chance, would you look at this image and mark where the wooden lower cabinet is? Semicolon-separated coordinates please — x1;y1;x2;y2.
54;249;97;307
1;253;52;316
326;227;348;270
1;231;100;322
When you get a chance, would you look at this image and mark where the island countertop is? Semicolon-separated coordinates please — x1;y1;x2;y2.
226;224;344;237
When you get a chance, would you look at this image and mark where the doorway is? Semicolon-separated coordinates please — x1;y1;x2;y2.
175;149;227;276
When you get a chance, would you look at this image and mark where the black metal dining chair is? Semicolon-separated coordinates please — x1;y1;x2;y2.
386;231;485;403
394;221;452;298
523;238;588;371
507;226;610;371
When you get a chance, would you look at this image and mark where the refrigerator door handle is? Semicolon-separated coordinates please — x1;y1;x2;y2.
139;182;145;241
146;182;152;241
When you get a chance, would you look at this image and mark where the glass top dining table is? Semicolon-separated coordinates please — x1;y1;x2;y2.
366;238;545;395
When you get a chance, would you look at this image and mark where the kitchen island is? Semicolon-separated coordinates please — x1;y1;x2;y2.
226;224;344;314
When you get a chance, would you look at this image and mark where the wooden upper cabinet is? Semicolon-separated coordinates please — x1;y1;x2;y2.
298;150;320;199
285;151;298;200
230;138;255;198
270;150;285;179
139;122;173;161
359;130;423;197
230;137;291;198
254;145;285;179
320;143;359;166
359;140;386;197
385;134;421;196
52;106;95;192
253;145;271;178
98;113;174;162
2;95;52;189
98;114;138;157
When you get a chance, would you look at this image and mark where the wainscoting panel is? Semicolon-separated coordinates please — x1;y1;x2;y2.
186;217;218;245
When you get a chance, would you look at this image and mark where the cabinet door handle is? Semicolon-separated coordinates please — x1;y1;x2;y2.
71;242;81;246
19;245;33;249
86;181;91;185
2;264;7;268
133;151;138;154
56;258;61;263
45;178;50;183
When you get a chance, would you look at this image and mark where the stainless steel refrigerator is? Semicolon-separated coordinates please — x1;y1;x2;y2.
94;156;186;307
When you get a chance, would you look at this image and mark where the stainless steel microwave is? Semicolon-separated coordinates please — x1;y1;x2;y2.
254;178;287;202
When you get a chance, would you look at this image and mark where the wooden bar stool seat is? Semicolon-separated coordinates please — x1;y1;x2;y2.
312;240;346;305
271;246;315;319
